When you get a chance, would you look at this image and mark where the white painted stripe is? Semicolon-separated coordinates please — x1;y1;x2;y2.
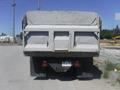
26;25;99;29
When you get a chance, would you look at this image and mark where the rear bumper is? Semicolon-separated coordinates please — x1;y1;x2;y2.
24;51;99;57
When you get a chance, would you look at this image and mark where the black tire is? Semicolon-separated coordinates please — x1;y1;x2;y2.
30;57;48;78
74;57;94;79
82;57;93;72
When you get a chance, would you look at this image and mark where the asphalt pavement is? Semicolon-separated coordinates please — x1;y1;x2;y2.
0;46;119;90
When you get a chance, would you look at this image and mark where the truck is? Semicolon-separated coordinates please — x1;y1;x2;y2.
22;11;101;79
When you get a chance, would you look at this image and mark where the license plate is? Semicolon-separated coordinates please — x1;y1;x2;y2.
62;61;71;67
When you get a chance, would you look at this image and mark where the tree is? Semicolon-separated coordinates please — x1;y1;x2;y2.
100;30;113;39
113;25;120;36
16;32;23;40
1;33;6;36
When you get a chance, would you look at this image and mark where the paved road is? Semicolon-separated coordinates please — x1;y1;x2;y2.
0;46;119;90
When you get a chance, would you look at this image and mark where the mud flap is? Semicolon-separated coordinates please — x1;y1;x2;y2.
30;57;37;76
30;57;48;78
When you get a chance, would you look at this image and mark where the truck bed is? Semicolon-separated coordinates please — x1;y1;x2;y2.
23;11;101;57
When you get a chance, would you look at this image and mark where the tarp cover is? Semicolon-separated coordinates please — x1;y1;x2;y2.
24;11;99;25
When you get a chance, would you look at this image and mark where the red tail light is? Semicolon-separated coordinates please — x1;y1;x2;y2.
74;60;80;68
42;60;48;68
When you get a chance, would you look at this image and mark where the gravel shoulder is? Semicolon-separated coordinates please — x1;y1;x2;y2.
99;47;120;64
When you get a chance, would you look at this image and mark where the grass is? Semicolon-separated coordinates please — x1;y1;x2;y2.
102;61;120;85
105;61;118;71
103;70;110;79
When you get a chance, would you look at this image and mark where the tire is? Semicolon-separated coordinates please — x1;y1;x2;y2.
30;57;48;78
74;57;94;79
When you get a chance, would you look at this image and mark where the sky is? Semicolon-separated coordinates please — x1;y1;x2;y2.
0;0;120;35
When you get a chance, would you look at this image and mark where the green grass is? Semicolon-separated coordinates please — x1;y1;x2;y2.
103;70;110;79
103;61;120;85
105;61;118;71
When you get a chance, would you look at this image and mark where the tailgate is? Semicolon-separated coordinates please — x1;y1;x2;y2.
23;25;100;52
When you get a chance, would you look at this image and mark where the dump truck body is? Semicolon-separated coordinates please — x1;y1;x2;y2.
22;11;101;78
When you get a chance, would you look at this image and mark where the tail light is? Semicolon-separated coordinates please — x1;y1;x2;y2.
41;60;48;68
73;60;80;68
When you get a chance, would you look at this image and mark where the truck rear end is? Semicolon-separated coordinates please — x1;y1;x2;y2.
22;11;101;79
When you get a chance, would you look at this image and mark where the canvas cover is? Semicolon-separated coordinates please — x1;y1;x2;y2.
24;11;99;26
